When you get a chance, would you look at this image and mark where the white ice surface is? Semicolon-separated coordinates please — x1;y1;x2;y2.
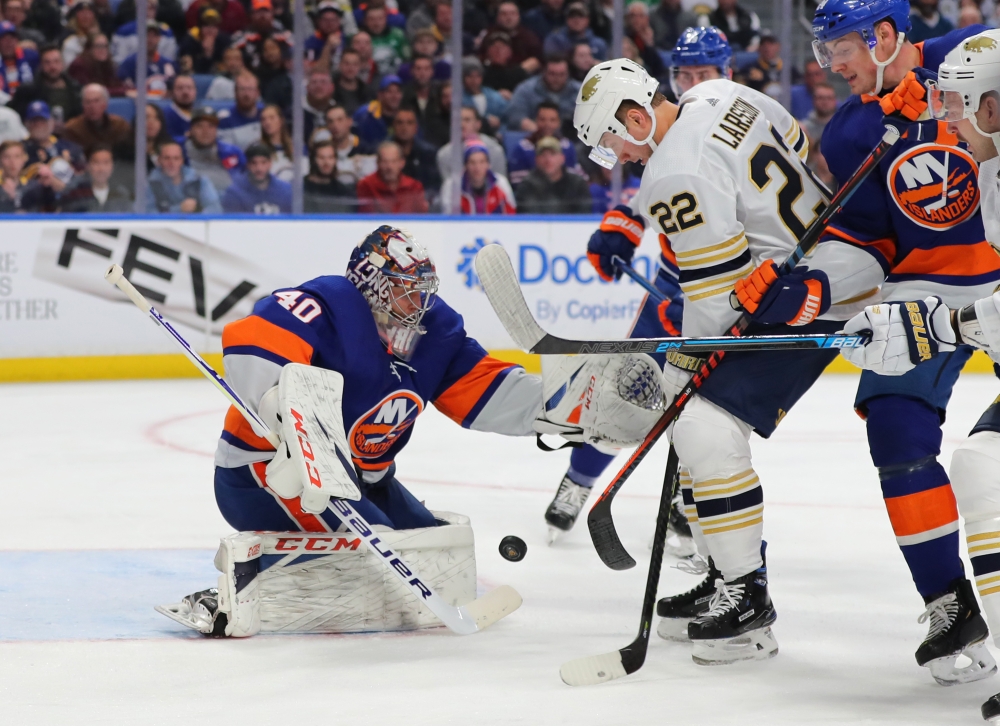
2;374;1000;725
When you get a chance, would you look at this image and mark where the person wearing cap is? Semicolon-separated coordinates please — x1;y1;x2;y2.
505;56;580;133
436;105;506;180
59;144;132;213
735;32;793;97
481;32;528;97
439;139;515;215
486;1;543;74
364;0;409;76
11;44;82;126
162;74;197;140
184;105;245;195
461;56;507;135
708;0;761;52
22;100;85;190
146;138;222;214
178;6;232;75
62;1;102;67
523;0;567;47
111;4;178;66
355;139;428;213
305;1;345;71
231;0;292;72
513;134;589;214
220;141;291;213
507;100;580;187
353;73;403;145
543;3;608;61
185;0;247;37
118;21;177;99
217;71;263;150
0;20;38;93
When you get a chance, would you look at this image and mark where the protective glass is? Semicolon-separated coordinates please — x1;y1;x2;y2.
812;37;865;69
589;131;626;169
929;87;968;122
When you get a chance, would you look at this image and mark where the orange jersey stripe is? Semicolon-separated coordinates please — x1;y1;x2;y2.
658;234;677;266
824;226;897;266
224;406;275;452
884;484;958;537
434;356;514;425
892;240;1000;278
222;315;314;365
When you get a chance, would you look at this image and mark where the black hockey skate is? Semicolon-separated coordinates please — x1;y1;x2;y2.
983;693;1000;722
655;557;721;642
915;577;996;686
664;493;696;558
687;562;778;666
155;587;228;637
545;474;592;543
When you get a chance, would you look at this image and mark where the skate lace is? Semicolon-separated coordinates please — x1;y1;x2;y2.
674;554;710;576
918;593;959;639
551;479;590;516
705;578;745;617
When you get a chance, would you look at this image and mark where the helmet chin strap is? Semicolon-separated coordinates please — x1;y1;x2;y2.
628;103;659;152
870;32;905;95
969;114;1000;160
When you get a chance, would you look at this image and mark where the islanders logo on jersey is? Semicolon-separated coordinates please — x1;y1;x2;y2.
349;391;424;461
888;143;980;230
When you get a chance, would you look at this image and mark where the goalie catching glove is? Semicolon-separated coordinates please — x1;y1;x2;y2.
587;205;645;281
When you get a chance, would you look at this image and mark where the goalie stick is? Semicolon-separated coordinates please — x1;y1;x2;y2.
104;263;521;636
477;124;899;571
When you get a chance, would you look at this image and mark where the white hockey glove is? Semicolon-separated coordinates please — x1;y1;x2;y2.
577;354;673;449
842;296;957;376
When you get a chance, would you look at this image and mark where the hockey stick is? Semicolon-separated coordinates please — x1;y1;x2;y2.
560;447;678;686
104;264;521;636
476;125;900;570
612;255;667;302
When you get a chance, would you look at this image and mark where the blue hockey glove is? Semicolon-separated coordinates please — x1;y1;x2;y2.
587;205;645;281
734;260;831;326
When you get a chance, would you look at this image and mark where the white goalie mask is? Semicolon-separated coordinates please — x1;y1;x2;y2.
930;29;1000;158
573;58;662;169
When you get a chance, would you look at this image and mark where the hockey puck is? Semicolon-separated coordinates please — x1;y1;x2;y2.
499;535;527;562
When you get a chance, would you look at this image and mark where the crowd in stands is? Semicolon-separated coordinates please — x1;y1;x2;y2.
0;0;984;215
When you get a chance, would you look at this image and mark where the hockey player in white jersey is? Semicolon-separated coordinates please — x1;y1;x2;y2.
573;59;881;664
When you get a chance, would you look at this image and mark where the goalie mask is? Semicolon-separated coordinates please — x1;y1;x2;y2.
346;225;439;361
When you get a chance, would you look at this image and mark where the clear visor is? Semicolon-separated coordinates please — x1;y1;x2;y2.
929;87;968;122
812;37;865;69
588;131;626;170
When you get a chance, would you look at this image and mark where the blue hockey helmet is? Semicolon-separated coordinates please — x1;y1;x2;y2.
345;225;438;360
812;0;911;93
670;26;733;97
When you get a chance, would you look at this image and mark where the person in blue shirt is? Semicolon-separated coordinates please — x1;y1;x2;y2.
221;142;292;214
162;74;198;141
0;21;37;93
118;21;177;99
542;2;608;61
353;74;403;145
145;140;222;214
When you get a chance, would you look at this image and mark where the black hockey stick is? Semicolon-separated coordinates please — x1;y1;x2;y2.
559;447;679;686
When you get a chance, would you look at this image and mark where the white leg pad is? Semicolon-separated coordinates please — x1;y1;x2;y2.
214;532;262;638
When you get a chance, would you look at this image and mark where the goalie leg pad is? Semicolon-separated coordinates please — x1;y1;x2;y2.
214;532;263;637
672;396;762;582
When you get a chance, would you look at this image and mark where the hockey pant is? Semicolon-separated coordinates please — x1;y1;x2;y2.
215;461;439;533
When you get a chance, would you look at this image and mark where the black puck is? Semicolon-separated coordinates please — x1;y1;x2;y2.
499;535;527;562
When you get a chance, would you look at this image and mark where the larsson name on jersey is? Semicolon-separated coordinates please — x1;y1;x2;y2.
711;97;761;150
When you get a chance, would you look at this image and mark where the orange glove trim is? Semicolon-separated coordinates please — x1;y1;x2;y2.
599;210;644;246
588;251;613;282
733;260;779;314
657;299;681;337
790;278;824;326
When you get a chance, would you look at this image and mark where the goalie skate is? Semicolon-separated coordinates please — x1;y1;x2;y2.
156;588;225;636
916;578;996;686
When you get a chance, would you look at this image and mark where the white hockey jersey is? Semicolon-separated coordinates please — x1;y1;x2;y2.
630;80;884;337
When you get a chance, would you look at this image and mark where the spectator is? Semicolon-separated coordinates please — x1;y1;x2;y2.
11;44;82;126
147;139;222;213
431;0;475;58
790;59;827;120
737;33;788;97
437;105;507;180
23;100;84;189
256;36;293;110
405;0;436;38
119;102;173;176
0;21;38;94
304;68;336;140
507;100;580;186
803;82;838;143
91;0;120;38
22;0;62;45
421;77;452;147
959;4;984;28
259;103;303;182
323;104;376;189
333;49;372;116
303;138;354;212
589;164;642;213
391;106;439;194
177;7;230;74
113;0;186;43
406;28;450;80
462;56;507;134
306;1;345;72
112;8;178;66
118;20;177;99
67;34;125;96
569;40;597;82
217;71;263;149
909;0;955;42
401;54;435;125
63;83;131;152
514;135;590;214
356;139;428;213
440;140;515;215
163;73;197;140
544;3;608;61
709;0;761;52
232;0;292;73
0;140;56;212
651;0;700;51
185;0;247;36
205;46;245;99
184;105;245;195
59;144;132;212
524;0;566;46
3;0;45;48
481;32;528;97
488;1;542;74
351;31;380;90
625;3;667;75
62;1;102;67
365;0;409;75
222;141;292;213
505;56;580;132
353;74;403;145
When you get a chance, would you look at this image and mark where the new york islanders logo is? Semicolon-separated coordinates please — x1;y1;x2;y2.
349;391;424;460
888;143;980;230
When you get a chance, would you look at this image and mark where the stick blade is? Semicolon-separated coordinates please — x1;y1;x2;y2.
475;244;547;351
588;498;636;570
560;651;628;686
462;585;523;632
